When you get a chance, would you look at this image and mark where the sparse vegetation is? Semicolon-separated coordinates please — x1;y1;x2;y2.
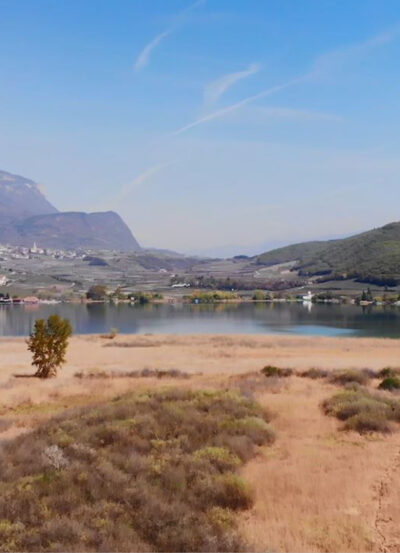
26;315;72;378
103;339;157;348
230;371;289;397
0;389;274;552
74;368;192;379
322;387;400;433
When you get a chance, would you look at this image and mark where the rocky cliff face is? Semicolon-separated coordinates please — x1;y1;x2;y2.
0;170;140;251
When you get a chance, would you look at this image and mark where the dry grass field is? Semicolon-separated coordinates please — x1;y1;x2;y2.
1;334;400;551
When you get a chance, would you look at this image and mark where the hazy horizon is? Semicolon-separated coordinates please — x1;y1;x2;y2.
1;0;400;253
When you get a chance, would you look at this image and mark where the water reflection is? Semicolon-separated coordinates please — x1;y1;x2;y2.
0;302;400;338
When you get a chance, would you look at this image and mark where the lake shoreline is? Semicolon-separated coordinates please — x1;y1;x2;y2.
1;302;400;337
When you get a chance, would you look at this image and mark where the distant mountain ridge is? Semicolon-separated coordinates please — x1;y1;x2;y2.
0;170;58;220
0;169;140;251
255;222;400;284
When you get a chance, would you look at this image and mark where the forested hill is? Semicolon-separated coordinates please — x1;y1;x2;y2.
254;222;400;284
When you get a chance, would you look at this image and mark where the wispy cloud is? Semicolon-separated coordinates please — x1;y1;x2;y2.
134;0;205;71
308;24;400;79
171;78;301;136
171;24;400;137
203;62;261;108
249;106;341;122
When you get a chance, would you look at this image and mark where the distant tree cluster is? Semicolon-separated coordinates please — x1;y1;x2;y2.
86;285;107;300
171;275;305;292
84;256;109;267
130;292;163;304
188;290;238;303
252;290;273;301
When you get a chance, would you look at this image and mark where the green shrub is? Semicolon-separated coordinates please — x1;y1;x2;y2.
221;416;275;446
261;365;293;378
194;447;240;472
379;377;400;391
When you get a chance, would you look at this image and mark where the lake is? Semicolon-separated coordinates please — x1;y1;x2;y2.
1;302;400;338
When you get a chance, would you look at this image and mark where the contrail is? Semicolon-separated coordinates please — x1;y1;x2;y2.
114;162;174;204
172;78;301;136
135;29;174;71
204;62;261;108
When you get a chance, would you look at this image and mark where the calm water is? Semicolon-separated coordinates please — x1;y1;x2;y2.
1;302;400;338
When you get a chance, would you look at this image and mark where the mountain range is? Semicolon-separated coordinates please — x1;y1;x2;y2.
0;170;140;251
3;168;400;286
255;223;400;285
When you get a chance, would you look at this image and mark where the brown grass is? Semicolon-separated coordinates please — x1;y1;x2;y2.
238;377;400;552
1;334;400;551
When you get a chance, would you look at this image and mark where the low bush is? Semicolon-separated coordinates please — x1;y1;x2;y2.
261;365;293;378
329;369;370;386
379;377;400;391
343;412;391;433
299;368;328;379
322;388;400;433
0;388;273;552
379;367;400;379
360;368;380;379
74;368;191;379
100;328;118;340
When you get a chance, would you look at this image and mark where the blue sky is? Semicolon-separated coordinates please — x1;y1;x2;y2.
1;0;400;255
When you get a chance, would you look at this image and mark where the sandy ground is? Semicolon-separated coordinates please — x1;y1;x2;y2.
2;333;400;382
1;333;400;552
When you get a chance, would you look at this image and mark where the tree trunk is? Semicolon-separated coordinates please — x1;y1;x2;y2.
35;364;57;378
